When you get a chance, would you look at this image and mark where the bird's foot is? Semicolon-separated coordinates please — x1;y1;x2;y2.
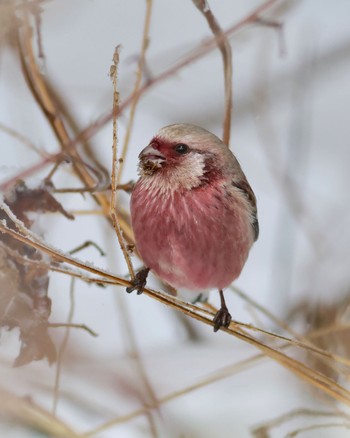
213;307;232;332
213;289;232;332
126;267;150;295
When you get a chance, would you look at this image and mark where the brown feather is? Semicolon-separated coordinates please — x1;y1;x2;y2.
232;178;259;241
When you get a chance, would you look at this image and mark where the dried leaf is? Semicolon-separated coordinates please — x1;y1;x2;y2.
0;180;74;366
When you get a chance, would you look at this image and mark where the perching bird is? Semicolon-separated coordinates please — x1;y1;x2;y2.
127;124;258;331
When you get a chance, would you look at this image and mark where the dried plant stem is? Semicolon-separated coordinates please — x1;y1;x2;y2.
16;10;71;152
69;210;106;216
48;323;97;337
31;0;45;61
44;159;63;182
116;296;159;438
69;240;105;257
112;12;159;434
256;16;286;56
286;423;350;437
0;121;46;157
15;8;130;239
83;340;350;437
228;329;350;406
16;0;277;165
0;386;79;438
1;206;350;366
82;351;270;436
0;156;53;192
52;279;75;414
1;215;350;407
117;0;153;186
74;0;278;147
0;239;110;287
308;323;350;340
231;286;350;374
232;285;296;335
192;0;232;146
110;46;135;280
0;219;129;286
1;35;109;187
252;408;350;437
233;321;350;368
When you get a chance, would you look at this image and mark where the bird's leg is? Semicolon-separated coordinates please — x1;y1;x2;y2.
126;267;150;295
213;289;232;332
191;293;208;304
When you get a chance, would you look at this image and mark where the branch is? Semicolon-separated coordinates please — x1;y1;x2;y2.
117;0;153;185
3;0;279;192
2;203;350;408
192;0;232;146
110;46;135;280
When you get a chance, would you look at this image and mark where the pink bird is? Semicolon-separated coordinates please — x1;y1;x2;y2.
127;124;258;331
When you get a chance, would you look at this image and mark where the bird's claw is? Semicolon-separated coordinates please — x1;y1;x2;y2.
213;307;232;332
126;267;150;295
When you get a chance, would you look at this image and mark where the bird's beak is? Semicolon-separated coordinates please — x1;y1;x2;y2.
139;143;165;164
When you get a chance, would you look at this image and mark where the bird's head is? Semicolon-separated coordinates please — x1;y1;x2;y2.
137;123;236;192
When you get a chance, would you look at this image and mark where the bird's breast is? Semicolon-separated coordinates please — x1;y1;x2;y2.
130;180;253;291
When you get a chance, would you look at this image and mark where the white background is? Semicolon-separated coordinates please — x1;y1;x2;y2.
1;0;350;437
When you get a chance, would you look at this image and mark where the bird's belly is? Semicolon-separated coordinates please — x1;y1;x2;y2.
131;185;252;292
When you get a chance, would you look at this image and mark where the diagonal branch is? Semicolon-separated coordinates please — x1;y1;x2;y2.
3;0;279;197
2;216;350;411
15;5;133;243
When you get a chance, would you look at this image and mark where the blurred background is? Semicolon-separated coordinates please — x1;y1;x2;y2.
1;0;350;437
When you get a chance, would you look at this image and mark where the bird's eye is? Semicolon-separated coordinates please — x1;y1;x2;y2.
174;143;189;154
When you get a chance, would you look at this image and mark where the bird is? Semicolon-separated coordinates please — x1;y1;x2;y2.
126;123;258;332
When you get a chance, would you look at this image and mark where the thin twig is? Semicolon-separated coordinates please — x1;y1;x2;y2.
15;8;125;235
236;321;350;368
252;408;350;437
309;323;350;340
69;209;105;216
286;423;350;438
0;386;80;438
255;16;286;56
1;206;350;368
110;46;135;280
69;240;105;256
52;279;75;414
0;121;46;157
0;239;110;287
192;0;232;146
82;344;350;437
116;295;159;438
81;352;269;436
47;323;98;337
231;285;350;374
0;217;129;286
73;0;277;149
2;0;280;195
31;0;45;61
117;0;153;186
112;8;159;432
2;213;350;408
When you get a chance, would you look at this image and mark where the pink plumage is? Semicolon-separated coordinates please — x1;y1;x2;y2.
128;124;258;331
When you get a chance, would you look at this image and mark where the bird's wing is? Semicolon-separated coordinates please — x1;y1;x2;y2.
232;178;259;241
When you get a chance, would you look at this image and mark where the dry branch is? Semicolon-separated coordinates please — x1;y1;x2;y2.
117;0;153;185
109;46;135;280
1;0;279;193
192;0;233;146
1;216;350;411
